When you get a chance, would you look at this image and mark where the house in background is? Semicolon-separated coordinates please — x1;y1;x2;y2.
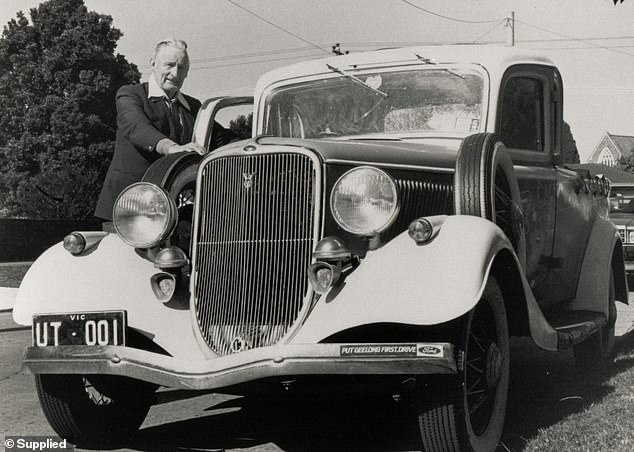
587;132;634;166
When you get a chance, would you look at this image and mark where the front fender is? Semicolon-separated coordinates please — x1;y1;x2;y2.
292;215;557;349
13;234;206;361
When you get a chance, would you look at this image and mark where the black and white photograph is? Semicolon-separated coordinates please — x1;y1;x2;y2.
2;1;634;451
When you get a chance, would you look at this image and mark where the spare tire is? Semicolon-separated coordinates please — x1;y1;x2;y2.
454;133;526;267
143;152;201;253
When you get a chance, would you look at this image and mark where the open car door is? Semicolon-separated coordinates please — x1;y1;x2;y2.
193;96;254;152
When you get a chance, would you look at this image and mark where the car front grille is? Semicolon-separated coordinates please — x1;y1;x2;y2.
192;152;318;355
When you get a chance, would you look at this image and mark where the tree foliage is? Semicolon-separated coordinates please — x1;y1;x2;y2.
0;0;139;219
562;121;580;164
229;113;253;139
616;153;634;173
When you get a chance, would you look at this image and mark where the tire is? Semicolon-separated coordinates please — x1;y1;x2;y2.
35;374;156;448
416;277;510;452
454;133;525;265
573;268;616;371
143;152;201;252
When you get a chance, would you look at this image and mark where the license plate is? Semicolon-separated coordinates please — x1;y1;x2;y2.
33;311;126;347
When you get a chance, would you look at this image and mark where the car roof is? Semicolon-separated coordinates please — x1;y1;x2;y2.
254;44;556;93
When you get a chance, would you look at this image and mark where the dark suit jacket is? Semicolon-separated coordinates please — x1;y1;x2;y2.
95;83;201;220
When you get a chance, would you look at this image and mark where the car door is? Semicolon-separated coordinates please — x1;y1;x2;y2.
496;65;559;304
193;96;254;151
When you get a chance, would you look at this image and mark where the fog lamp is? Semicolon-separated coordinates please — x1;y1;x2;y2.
307;262;342;295
150;273;176;302
313;236;352;261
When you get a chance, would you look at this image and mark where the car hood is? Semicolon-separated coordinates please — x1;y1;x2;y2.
610;213;634;228
255;136;460;171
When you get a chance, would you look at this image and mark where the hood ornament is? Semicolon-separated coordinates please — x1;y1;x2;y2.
242;172;256;190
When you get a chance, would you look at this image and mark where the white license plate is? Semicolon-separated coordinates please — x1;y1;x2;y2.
33;311;126;347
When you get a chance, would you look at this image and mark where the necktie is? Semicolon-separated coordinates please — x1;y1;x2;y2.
169;99;183;143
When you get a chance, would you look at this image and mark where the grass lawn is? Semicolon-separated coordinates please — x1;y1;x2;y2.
0;263;31;288
500;333;634;451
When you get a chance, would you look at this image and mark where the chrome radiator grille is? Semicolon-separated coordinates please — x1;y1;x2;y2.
193;152;317;355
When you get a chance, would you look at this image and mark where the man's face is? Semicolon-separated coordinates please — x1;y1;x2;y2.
151;46;190;98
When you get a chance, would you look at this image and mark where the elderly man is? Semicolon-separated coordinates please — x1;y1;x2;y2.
95;39;205;221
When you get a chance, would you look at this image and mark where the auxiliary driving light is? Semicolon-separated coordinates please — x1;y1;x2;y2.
307;236;354;295
153;246;188;269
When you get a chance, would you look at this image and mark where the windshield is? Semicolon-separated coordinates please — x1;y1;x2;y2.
610;186;634;214
263;67;485;139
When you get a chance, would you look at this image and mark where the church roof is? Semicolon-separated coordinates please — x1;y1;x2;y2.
608;133;634;155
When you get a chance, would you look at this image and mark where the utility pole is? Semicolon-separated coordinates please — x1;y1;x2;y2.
505;11;515;46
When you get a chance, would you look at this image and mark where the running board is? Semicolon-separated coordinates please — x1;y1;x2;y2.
542;309;607;350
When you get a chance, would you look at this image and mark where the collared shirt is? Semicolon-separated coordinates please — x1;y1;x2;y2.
148;75;191;154
147;73;191;111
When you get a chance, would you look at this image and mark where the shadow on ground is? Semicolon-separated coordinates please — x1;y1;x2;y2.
109;331;634;452
130;393;421;452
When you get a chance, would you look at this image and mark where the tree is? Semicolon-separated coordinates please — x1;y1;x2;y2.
0;0;139;219
616;152;634;173
229;113;253;139
562;121;580;164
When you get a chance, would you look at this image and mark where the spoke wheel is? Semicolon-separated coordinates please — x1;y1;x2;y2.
35;374;156;448
417;277;509;452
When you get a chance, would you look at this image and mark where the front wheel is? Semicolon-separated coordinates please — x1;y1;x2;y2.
35;374;156;448
416;277;510;452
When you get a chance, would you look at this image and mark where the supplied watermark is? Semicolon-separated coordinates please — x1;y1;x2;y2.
4;436;74;451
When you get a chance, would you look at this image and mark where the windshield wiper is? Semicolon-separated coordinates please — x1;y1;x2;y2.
415;54;465;79
326;64;389;98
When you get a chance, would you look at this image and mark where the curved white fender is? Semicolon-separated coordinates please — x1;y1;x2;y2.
13;234;207;361
292;215;559;350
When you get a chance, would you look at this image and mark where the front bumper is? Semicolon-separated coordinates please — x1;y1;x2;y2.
24;342;456;390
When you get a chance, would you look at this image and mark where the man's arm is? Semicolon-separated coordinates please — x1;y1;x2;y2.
116;85;204;156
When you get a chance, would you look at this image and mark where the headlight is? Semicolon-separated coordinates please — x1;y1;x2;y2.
330;166;398;235
113;183;177;248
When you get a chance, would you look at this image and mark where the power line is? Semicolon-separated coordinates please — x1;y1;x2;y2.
472;20;506;43
399;0;502;24
225;0;331;55
515;18;634;58
191;51;326;70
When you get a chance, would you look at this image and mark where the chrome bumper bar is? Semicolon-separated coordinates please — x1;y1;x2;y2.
24;343;457;390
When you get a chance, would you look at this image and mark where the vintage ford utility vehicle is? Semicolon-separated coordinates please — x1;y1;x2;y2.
14;45;627;452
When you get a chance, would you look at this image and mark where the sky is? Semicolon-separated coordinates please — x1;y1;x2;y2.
1;0;634;161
